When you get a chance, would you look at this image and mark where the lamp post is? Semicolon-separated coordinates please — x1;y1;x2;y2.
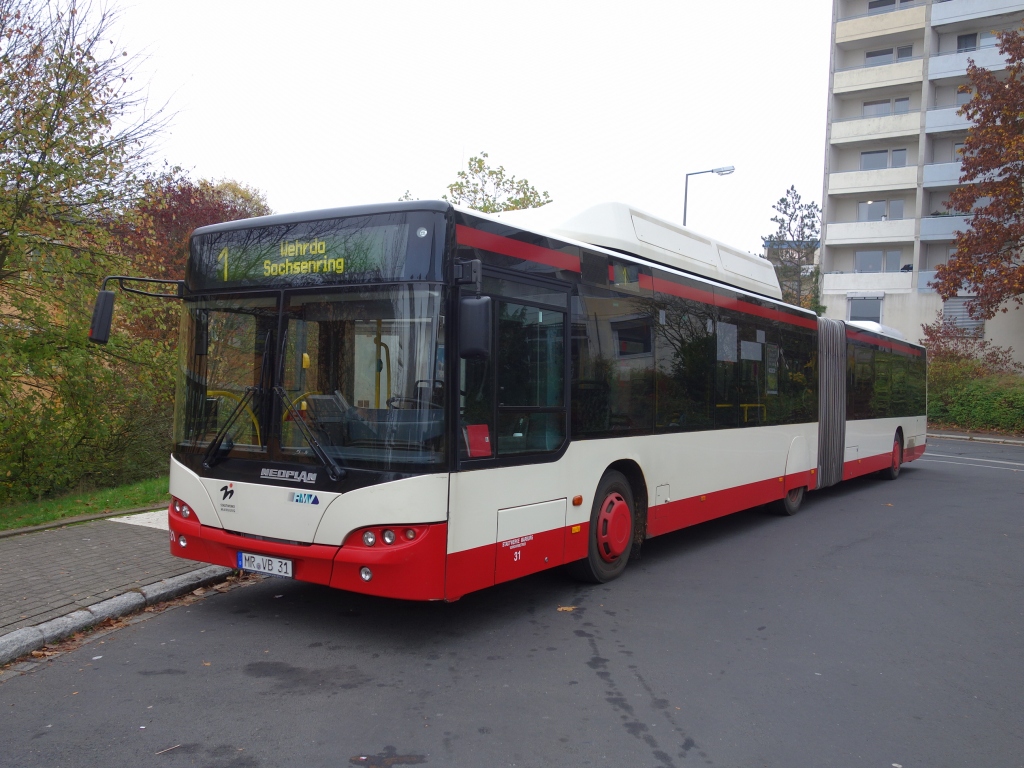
683;166;735;227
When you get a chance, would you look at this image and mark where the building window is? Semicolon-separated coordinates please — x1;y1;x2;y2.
857;200;904;222
955;89;973;106
957;33;978;52
861;150;889;170
849;298;882;323
860;149;909;170
942;297;984;332
864;99;892;117
866;48;894;66
868;0;896;11
855;250;903;273
863;98;911;117
896;45;913;61
953;142;966;160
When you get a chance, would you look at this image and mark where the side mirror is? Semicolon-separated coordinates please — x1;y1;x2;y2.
459;295;492;359
88;290;116;345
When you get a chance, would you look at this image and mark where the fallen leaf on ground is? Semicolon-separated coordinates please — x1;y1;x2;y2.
556;606;575;612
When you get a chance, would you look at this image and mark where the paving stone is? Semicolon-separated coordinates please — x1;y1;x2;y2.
0;520;200;634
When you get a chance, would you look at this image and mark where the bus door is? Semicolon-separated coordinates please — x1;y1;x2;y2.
448;273;571;594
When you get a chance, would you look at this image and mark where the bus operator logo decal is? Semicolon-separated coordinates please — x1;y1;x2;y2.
290;492;320;505
260;468;318;484
220;484;234;500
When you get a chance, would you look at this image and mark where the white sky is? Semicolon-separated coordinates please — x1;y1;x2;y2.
119;0;833;255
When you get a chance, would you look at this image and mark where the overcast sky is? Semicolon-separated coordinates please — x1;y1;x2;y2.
119;1;833;255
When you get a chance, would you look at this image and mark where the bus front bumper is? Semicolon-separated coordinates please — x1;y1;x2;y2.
167;506;448;601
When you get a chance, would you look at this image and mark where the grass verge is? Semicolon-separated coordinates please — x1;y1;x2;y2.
0;476;170;532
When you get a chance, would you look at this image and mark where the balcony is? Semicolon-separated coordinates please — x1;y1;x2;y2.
932;0;1024;26
923;161;963;188
920;214;969;240
834;58;924;93
925;106;970;133
825;218;916;246
836;4;926;45
830;111;921;144
918;269;939;291
822;271;914;293
828;165;918;195
929;45;1007;80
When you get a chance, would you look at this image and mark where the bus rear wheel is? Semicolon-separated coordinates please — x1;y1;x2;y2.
567;470;635;584
879;436;902;481
769;486;805;516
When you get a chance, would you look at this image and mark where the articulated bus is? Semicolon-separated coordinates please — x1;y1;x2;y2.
90;200;927;600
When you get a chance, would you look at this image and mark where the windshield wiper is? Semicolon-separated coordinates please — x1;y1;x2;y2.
202;331;272;470
202;387;257;470
273;386;346;481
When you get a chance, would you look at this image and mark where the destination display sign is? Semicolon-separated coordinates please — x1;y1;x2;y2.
186;211;442;291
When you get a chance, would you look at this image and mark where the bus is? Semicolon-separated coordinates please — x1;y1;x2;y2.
89;200;927;600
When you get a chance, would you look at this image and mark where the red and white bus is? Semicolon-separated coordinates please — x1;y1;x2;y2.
91;200;927;600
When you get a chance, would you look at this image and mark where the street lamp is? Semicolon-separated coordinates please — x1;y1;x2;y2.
683;166;735;227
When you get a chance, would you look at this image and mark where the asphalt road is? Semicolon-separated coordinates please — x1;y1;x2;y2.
2;437;1022;768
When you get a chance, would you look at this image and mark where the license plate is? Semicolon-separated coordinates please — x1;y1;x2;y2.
237;551;293;577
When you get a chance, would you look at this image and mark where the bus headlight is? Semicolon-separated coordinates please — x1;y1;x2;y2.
382;529;395;545
362;531;376;546
360;567;372;582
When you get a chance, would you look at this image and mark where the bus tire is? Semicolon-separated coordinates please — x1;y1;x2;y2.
879;435;902;481
769;486;805;516
567;470;635;584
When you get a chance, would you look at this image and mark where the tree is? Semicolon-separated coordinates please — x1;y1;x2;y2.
761;186;823;313
443;152;552;213
934;25;1024;319
0;0;167;502
113;169;273;342
0;0;163;282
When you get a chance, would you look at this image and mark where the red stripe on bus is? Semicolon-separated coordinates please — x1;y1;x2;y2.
644;274;819;330
646;470;815;537
846;328;924;357
456;225;582;273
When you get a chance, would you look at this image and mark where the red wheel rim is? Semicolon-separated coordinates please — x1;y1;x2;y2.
596;492;631;563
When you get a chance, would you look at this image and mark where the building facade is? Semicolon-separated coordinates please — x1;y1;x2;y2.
821;0;1024;359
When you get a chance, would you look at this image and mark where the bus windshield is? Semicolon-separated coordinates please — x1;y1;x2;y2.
173;284;446;473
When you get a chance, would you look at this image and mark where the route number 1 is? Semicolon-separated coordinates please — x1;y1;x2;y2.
217;247;229;281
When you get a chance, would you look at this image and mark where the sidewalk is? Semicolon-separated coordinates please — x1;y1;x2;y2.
0;510;232;666
928;429;1024;446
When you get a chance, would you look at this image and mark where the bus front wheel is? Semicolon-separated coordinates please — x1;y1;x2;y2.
568;470;635;584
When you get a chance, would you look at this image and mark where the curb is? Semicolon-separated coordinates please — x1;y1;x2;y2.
927;432;1024;447
0;565;233;667
0;504;170;540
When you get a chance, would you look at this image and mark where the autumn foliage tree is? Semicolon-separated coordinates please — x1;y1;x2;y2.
114;170;273;343
0;0;172;501
443;152;552;212
934;24;1024;319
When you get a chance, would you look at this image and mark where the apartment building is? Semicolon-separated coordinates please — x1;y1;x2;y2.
821;0;1024;359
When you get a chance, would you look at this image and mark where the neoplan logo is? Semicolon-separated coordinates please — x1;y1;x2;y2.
260;468;317;484
220;484;235;500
